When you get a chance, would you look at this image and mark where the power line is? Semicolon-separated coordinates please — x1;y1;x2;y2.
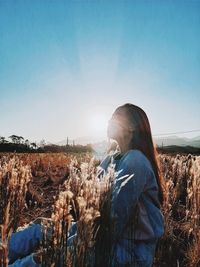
152;129;200;137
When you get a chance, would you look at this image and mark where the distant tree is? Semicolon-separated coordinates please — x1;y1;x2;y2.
30;142;37;149
18;136;24;144
0;136;6;144
9;135;18;144
0;136;8;144
25;139;30;147
8;135;24;144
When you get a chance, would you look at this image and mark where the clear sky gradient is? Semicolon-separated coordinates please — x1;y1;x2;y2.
0;0;200;143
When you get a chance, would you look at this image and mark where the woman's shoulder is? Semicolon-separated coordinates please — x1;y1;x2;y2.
120;149;152;170
121;149;147;161
100;149;152;172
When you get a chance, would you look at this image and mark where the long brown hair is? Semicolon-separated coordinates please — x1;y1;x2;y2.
113;103;166;206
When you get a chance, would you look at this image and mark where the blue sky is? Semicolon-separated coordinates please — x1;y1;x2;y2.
0;0;200;143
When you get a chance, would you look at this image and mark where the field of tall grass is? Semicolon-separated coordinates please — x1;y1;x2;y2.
0;152;199;267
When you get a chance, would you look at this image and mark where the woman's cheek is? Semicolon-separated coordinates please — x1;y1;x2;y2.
107;124;120;140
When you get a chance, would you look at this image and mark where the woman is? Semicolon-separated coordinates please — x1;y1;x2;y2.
6;103;165;267
97;103;166;267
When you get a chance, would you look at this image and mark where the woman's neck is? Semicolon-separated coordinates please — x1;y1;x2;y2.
117;139;131;154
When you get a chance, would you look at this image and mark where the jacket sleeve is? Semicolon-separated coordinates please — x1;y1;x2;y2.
8;254;40;267
110;150;148;242
8;224;43;264
96;154;112;180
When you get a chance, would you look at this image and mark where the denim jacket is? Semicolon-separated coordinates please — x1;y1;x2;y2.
98;149;164;243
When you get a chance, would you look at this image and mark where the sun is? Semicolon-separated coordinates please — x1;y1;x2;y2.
89;113;109;137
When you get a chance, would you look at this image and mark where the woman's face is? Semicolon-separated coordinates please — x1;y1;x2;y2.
107;116;122;141
107;113;132;141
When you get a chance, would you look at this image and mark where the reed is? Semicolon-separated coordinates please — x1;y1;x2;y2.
0;155;32;267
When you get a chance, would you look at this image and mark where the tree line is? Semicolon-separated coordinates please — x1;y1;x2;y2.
0;135;93;153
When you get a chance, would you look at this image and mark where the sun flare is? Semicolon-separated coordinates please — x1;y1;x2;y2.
89;113;109;137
